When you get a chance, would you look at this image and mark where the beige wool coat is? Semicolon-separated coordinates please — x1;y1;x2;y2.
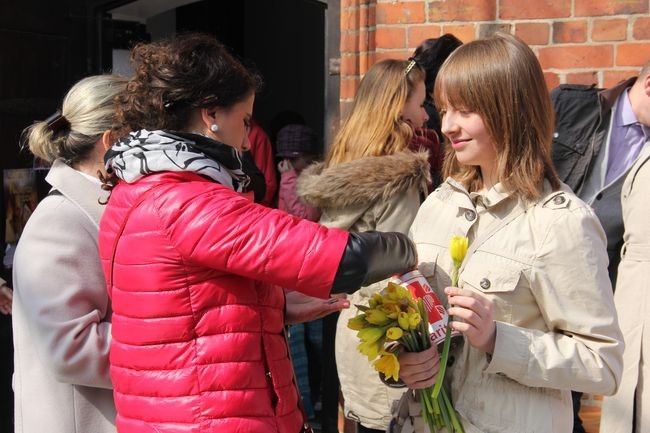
409;178;623;433
12;160;116;433
297;151;430;430
601;144;650;433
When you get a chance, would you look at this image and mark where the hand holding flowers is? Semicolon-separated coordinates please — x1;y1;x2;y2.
398;346;440;389
347;282;464;432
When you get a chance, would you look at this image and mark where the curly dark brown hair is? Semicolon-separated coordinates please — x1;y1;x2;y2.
114;33;262;137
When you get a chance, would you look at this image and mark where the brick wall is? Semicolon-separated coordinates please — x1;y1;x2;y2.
340;0;650;107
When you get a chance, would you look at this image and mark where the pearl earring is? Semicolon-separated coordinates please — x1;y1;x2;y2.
210;123;219;132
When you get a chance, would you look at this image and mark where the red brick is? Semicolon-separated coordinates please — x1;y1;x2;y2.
340;78;360;100
538;45;613;69
553;20;588;44
373;50;412;63
368;30;376;51
442;24;476;43
478;23;512;39
376;27;406;49
376;2;425;25
341;32;358;53
408;25;442;49
429;0;495;22
617;43;650;66
575;0;648;16
603;70;639;87
341;8;360;31
359;52;371;75
515;23;550;45
592;19;628;42
340;54;360;76
500;0;570;19
633;17;650;40
566;71;598;85
544;71;560;90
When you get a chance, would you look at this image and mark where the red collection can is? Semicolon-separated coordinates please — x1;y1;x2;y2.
394;270;460;346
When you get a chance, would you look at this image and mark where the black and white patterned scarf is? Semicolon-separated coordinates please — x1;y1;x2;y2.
105;129;252;193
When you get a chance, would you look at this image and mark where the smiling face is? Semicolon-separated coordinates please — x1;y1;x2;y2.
440;102;497;180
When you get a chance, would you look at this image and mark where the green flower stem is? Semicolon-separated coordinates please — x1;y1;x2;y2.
432;266;458;400
442;386;465;433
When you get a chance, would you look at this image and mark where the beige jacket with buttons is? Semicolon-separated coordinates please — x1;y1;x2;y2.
409;178;623;433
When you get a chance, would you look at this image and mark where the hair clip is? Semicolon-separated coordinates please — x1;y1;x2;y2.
44;109;71;134
404;58;418;75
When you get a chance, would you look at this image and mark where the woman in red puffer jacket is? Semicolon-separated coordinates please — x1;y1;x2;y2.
99;34;416;433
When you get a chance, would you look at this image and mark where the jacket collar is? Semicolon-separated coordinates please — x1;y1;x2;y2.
45;159;107;228
296;151;430;208
441;177;544;213
600;77;636;112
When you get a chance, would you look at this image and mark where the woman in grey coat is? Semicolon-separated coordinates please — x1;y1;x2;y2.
12;75;127;433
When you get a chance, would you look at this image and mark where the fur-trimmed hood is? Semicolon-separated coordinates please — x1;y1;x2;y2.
296;151;431;209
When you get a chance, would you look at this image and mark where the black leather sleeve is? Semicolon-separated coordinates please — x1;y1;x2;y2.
330;231;417;294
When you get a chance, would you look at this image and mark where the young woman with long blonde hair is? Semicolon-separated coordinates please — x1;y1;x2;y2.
297;58;439;433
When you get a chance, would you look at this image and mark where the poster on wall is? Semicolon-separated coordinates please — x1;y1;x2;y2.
3;168;38;244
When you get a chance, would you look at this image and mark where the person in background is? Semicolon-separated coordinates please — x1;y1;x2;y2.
550;60;650;433
0;278;10;315
276;123;324;422
403;32;623;433
297;58;432;433
600;63;650;433
100;33;416;433
277;124;321;221
412;34;463;142
13;74;127;433
248;118;278;206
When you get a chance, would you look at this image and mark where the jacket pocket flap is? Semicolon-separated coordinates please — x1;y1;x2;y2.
462;260;521;293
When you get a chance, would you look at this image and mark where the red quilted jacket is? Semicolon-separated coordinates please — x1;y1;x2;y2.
98;171;349;433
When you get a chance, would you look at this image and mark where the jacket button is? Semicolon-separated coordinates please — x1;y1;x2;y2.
266;371;272;379
480;278;491;289
553;195;565;205
596;193;603;200
464;210;476;221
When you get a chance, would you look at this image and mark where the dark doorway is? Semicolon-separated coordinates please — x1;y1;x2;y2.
103;0;328;150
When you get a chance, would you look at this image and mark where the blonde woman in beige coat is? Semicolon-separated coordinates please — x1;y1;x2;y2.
12;75;126;433
402;33;623;433
297;59;437;433
601;141;650;433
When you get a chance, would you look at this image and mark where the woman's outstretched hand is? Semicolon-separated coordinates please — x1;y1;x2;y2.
446;286;496;354
284;290;350;325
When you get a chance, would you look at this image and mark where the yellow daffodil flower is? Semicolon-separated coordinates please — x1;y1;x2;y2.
369;292;384;308
381;303;402;319
408;312;421;329
449;236;469;267
365;308;390;325
357;326;385;344
347;315;368;331
398;312;410;330
386;327;404;340
374;351;400;382
358;339;381;361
